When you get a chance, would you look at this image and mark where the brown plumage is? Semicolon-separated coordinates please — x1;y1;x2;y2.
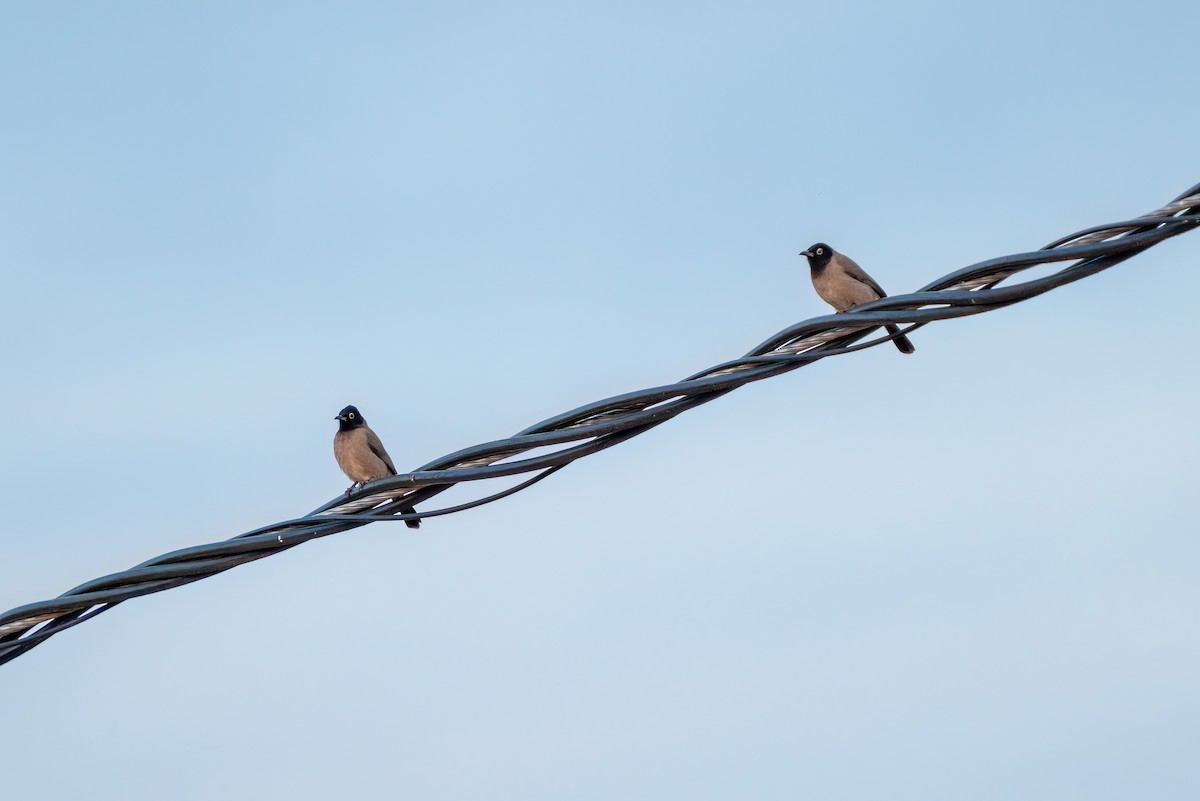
799;242;915;354
334;404;420;528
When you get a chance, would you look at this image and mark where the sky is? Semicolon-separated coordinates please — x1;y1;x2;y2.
1;2;1198;799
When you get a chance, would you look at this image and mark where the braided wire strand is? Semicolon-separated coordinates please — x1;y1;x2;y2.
2;183;1198;667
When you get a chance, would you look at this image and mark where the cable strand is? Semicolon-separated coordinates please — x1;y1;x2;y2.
2;184;1197;666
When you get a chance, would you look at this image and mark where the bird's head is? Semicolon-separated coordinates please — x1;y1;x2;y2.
799;242;834;272
336;405;365;431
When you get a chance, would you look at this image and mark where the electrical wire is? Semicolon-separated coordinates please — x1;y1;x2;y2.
2;183;1197;667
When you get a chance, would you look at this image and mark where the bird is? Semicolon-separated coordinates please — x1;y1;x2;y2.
333;404;421;528
799;242;915;354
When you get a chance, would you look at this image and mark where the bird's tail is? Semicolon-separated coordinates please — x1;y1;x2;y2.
886;324;915;355
401;504;421;529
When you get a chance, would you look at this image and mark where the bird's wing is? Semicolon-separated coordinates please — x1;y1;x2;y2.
365;426;399;475
840;254;889;299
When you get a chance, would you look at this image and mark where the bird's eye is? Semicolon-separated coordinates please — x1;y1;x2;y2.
816;248;824;255
348;413;355;419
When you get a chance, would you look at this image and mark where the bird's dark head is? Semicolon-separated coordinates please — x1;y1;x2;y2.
799;242;834;273
336;405;366;431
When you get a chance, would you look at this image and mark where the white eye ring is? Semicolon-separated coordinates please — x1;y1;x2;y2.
816;248;824;255
348;412;355;419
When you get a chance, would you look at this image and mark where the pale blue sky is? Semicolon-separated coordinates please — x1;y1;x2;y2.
2;2;1198;799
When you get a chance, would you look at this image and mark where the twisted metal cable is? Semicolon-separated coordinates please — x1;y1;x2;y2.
3;183;1198;667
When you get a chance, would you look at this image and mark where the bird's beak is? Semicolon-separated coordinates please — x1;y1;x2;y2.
335;415;342;421
799;250;812;258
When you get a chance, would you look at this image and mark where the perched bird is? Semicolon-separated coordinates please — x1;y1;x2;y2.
334;404;420;528
799;243;915;354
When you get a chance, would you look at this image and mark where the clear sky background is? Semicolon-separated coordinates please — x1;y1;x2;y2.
2;2;1198;799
